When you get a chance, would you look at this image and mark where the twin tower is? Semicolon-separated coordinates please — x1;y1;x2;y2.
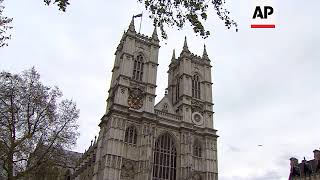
74;18;218;180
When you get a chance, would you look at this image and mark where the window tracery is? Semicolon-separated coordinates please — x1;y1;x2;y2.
194;139;202;157
192;74;201;99
152;133;176;180
133;54;144;81
124;125;137;145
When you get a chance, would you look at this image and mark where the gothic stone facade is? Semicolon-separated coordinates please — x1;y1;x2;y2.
73;18;218;180
289;149;320;180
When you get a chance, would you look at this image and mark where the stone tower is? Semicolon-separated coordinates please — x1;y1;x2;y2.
88;18;218;180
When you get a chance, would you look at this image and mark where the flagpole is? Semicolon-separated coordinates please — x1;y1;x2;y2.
139;12;143;33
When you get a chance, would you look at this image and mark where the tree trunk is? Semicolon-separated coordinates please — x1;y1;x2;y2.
7;151;14;180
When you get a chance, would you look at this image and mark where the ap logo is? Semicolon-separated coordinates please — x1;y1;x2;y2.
251;0;276;28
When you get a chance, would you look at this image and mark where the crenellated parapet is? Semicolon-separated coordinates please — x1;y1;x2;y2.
289;149;320;180
72;136;98;180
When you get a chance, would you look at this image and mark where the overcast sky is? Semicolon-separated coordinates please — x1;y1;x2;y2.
1;0;320;180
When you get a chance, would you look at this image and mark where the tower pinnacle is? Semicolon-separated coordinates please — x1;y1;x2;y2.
183;36;189;51
202;44;209;59
172;49;176;59
128;17;135;32
152;26;159;41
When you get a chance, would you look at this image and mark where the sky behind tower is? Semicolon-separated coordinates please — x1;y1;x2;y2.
1;1;320;180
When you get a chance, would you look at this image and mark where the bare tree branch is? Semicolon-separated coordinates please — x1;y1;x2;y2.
0;68;79;180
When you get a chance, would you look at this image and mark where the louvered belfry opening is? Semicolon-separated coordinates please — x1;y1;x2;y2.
124;125;137;145
192;74;201;99
133;54;144;81
152;133;177;180
175;77;180;102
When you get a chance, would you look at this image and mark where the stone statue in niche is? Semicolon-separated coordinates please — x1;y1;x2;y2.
120;160;135;180
188;172;202;180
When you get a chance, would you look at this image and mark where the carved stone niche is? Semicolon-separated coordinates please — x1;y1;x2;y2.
188;172;203;180
191;100;204;115
120;159;136;180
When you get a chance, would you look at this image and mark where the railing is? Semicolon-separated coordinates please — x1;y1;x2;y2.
155;110;182;121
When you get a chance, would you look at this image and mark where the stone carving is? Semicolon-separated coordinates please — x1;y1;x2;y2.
191;100;204;114
128;88;144;109
120;159;135;180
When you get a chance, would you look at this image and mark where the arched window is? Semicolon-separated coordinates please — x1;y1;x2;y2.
133;54;144;81
153;133;176;180
162;103;168;112
124;125;137;145
192;74;201;99
194;140;202;157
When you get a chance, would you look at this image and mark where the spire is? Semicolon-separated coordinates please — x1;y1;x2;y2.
183;36;189;51
202;44;208;59
128;17;135;32
172;49;176;59
152;26;159;41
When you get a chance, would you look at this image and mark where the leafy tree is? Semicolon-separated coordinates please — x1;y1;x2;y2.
138;0;238;39
0;67;79;180
44;0;238;39
0;0;12;47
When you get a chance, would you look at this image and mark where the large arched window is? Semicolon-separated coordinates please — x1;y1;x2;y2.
192;74;201;99
193;140;202;157
133;54;144;81
124;125;137;145
153;133;177;180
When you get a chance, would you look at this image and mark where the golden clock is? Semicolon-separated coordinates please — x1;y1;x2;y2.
128;88;143;109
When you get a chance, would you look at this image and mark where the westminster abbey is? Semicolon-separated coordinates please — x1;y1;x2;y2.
72;17;218;180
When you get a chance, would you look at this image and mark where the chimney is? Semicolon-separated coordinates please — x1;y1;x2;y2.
313;149;320;160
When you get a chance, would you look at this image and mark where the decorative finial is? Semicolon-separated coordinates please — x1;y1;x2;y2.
90;140;93;146
183;36;189;51
128;17;135;32
203;44;208;59
94;136;97;143
172;49;176;59
165;88;168;95
152;26;159;41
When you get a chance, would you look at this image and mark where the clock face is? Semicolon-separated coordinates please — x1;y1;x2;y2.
128;88;144;109
192;112;204;126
